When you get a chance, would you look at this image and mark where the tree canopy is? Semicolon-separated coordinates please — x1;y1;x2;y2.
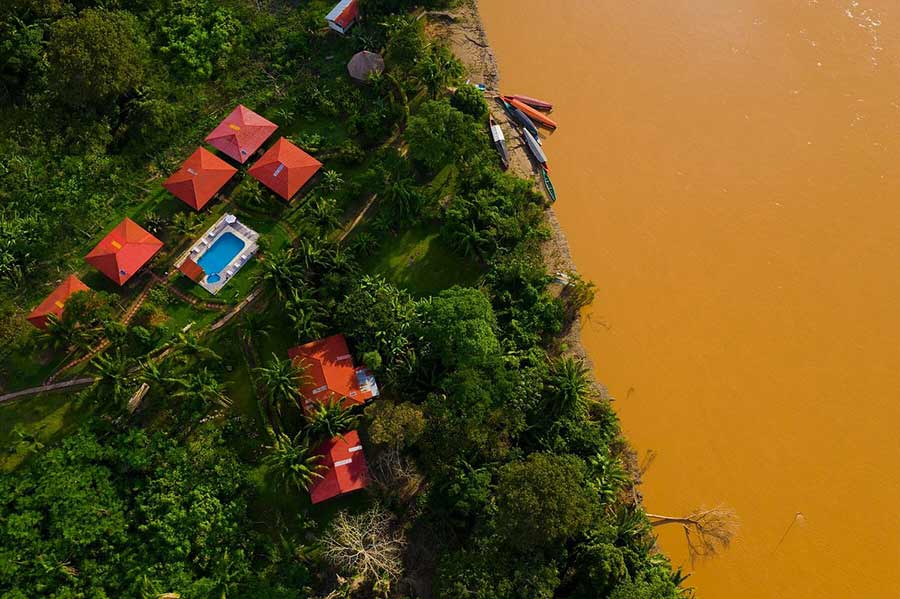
406;100;484;170
47;9;149;108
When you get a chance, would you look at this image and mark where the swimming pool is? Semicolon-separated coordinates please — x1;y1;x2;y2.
198;231;245;277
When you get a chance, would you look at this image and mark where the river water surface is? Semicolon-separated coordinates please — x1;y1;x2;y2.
481;1;900;596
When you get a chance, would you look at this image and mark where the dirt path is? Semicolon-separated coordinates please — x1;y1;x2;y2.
338;193;379;242
0;377;96;404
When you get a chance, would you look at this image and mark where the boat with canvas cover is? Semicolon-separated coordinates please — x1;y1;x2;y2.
489;116;509;170
522;128;548;171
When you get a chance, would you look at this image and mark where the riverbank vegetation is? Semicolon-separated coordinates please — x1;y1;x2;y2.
0;1;686;597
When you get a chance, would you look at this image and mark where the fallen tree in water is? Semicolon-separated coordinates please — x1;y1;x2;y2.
647;506;740;564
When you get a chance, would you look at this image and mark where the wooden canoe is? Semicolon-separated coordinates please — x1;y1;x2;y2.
541;168;557;202
504;96;558;129
508;94;553;111
489;116;510;170
500;98;540;140
522;128;548;171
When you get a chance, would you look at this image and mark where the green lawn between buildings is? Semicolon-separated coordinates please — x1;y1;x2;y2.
363;223;482;296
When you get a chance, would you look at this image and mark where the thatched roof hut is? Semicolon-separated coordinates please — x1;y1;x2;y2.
347;51;385;83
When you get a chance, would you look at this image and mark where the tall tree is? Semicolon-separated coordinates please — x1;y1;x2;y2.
170;331;220;364
91;350;136;412
172;368;232;412
405;100;484;171
416;286;500;371
47;9;149;108
256;247;305;299
495;453;598;548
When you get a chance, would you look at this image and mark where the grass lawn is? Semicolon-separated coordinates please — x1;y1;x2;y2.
0;391;91;472
363;224;483;296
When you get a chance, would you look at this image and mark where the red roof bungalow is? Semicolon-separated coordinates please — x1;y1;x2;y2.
310;430;369;504
325;0;359;34
205;105;278;164
163;147;237;210
85;218;163;286
26;275;90;330
287;334;379;410
248;137;322;201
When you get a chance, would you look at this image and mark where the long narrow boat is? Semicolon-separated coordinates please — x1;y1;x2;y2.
508;94;553;111
489;116;509;170
522;128;548;171
541;168;558;203
500;98;540;140
504;96;559;129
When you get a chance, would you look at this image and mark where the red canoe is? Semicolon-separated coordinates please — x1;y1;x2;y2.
503;96;558;129
508;94;553;111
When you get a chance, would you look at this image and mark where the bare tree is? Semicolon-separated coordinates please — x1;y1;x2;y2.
646;506;739;564
321;507;407;583
368;448;425;505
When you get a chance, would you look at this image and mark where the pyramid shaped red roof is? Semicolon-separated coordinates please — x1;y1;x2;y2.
287;334;379;410
248;137;322;201
164;147;237;210
310;430;369;504
205;105;278;164
85;218;163;286
27;275;90;330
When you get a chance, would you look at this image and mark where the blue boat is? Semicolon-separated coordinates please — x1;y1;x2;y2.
500;98;540;141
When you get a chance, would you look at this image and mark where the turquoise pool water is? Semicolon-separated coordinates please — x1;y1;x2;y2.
198;231;245;278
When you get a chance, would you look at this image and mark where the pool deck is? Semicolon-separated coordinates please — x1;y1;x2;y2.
175;214;259;295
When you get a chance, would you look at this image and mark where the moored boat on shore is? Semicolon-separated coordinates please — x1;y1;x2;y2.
541;168;557;202
504;96;559;129
522;128;548;171
508;94;553;111
500;98;540;140
489;116;509;170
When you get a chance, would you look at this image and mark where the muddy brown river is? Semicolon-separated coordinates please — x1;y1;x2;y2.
481;1;900;596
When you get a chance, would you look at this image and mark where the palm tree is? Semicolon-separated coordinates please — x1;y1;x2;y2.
40;313;93;353
322;169;344;193
138;359;177;390
545;356;593;418
264;430;327;493
285;288;328;341
92;349;135;412
384;177;423;224
238;179;269;209
330;246;356;274
448;221;482;258
239;311;271;354
256;247;304;298
309;196;341;229
275;108;295;125
255;354;308;430
172;211;201;237
170;331;220;364
304;396;357;441
295;237;333;272
349;231;379;257
172;368;231;411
